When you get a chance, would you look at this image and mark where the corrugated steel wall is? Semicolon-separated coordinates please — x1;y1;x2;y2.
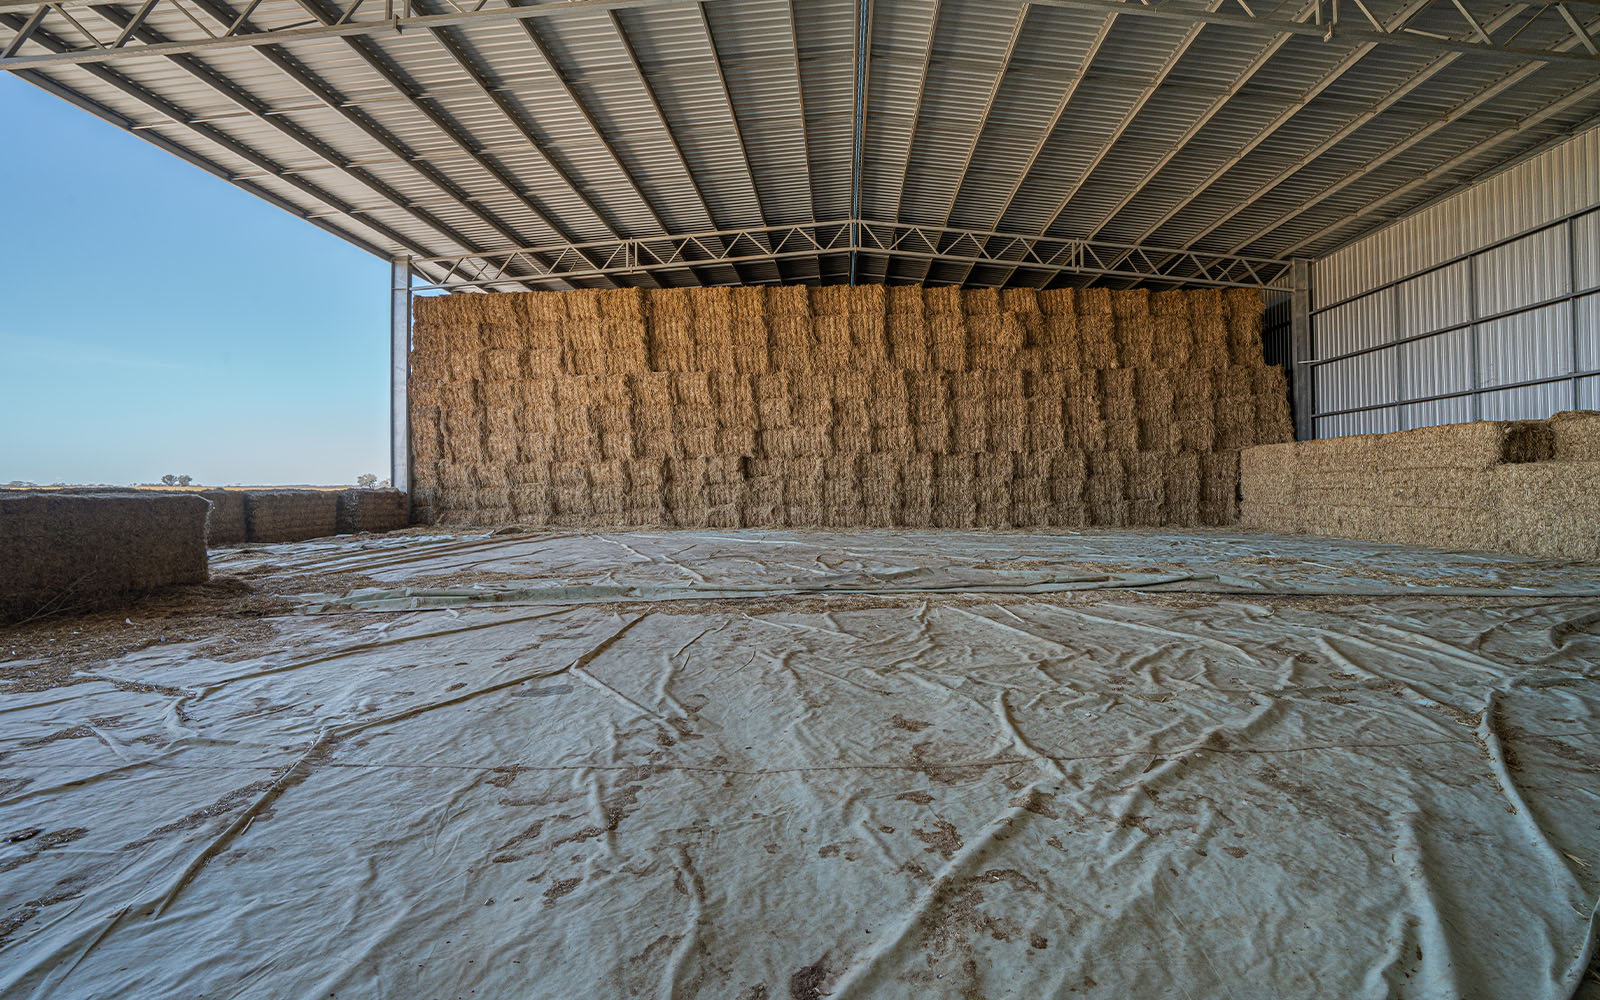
1307;125;1600;437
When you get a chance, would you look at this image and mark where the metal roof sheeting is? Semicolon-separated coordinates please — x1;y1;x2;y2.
6;0;1599;288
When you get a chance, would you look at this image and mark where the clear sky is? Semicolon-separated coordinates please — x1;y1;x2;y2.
0;74;391;487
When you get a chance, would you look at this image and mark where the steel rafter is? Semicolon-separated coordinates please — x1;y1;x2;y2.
405;219;1294;291
5;0;1600;69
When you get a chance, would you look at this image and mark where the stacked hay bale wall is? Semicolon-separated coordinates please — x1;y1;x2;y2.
409;286;1293;528
1240;411;1600;559
0;493;209;624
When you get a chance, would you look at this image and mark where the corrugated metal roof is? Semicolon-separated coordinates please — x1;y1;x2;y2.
4;0;1597;290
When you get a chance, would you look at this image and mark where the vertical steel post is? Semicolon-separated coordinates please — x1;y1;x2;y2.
1290;257;1314;440
390;257;412;507
1569;216;1582;409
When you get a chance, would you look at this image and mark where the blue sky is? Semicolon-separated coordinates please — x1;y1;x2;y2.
0;74;391;486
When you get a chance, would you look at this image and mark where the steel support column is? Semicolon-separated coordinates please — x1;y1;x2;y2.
1290;258;1314;440
391;258;412;507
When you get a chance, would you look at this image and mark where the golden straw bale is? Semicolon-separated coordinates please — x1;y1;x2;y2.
1375;420;1553;470
1125;454;1166;526
887;314;930;371
1188;290;1230;368
968;314;1025;371
1550;410;1600;460
731;319;769;374
1000;288;1040;316
887;286;925;316
1252;366;1294;444
1224;289;1266;365
1037;288;1075;316
410;407;444;464
754;373;793;426
648;288;691;324
814;315;852;368
900;454;935;527
649;319;697;372
730;287;764;324
626;373;672;457
929;315;968;371
1164;452;1202;527
438;353;476;385
442;411;483;464
1238;500;1301;535
1036;314;1081;371
851;311;890;368
1075;288;1117;369
1111;290;1155;368
905;373;947;425
1088;501;1129;527
1047;449;1087;500
693;319;735;373
923;286;962;314
812;285;851;316
509;482;551;524
866;370;911;428
710;373;757;426
599;287;645;325
1085;452;1126;504
764;285;812;321
1492;461;1600;559
788;375;833;427
950;378;989;453
963;288;1000;317
932;454;976;528
872;424;914;452
988;394;1026;455
1066;395;1108;452
1238;443;1297;506
768;317;817;373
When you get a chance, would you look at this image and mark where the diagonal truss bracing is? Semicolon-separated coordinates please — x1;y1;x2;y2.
408;219;1293;291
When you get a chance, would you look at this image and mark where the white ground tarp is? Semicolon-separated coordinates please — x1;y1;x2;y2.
2;529;1598;999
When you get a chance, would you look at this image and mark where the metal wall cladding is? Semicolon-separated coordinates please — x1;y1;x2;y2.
1313;124;1600;308
1304;124;1600;438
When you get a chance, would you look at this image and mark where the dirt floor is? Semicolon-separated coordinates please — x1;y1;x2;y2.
2;527;1598;998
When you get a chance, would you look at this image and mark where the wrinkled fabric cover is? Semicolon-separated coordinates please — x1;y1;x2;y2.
3;529;1597;999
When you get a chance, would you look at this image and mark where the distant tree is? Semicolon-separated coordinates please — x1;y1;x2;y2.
4;480;35;487
379;478;391;488
356;473;379;488
161;474;178;486
177;475;193;487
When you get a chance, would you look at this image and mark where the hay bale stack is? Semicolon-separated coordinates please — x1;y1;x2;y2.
199;489;247;546
244;490;340;542
1112;290;1155;368
0;493;210;623
336;489;409;534
408;284;1285;530
1492;462;1600;559
1550;410;1600;460
1377;420;1552;471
